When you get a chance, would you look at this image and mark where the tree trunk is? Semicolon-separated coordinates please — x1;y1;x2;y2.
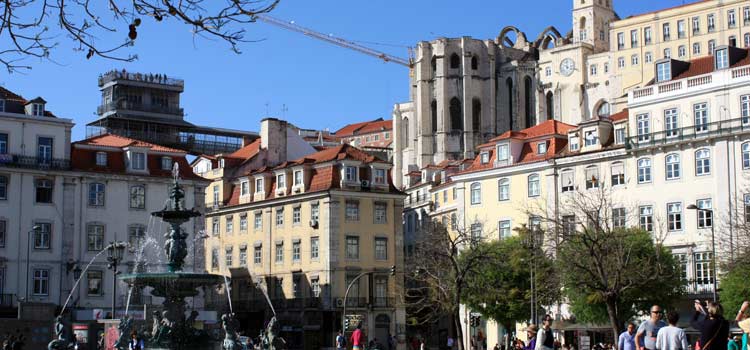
605;299;621;350
454;307;465;350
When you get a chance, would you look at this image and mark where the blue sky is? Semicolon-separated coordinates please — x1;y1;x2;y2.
1;0;687;141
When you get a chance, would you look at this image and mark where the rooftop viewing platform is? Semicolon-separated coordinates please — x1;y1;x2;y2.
98;70;185;90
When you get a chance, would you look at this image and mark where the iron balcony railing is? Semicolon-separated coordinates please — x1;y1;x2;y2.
372;297;394;308
684;279;715;296
0;154;70;170
626;117;750;151
98;70;184;87
97;101;184;116
345;297;368;308
0;294;15;308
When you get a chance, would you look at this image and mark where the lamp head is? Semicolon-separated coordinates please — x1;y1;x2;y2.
687;204;699;210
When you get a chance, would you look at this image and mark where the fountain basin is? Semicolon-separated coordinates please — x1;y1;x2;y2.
119;272;226;298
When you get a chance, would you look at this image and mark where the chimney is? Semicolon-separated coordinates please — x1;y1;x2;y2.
260;118;288;166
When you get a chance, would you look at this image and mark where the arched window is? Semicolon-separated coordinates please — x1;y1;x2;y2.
561;169;574;192
579;17;587;41
470;183;482;205
431;100;438;134
498;178;510;201
472;99;481;131
506;78;514;130
527;174;540;197
431;56;437;72
742;143;750;169
596;101;610;118
450;53;460;69
450;98;463;131
471;56;478;70
637;158;652;183
402;117;409;146
88;183;105;206
524;76;534;127
695;149;711;176
546;92;554;120
665;153;681;180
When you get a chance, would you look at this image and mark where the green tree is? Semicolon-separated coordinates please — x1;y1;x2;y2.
719;256;750;316
461;229;559;336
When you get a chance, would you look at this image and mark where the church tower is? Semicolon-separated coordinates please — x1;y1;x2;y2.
572;0;617;53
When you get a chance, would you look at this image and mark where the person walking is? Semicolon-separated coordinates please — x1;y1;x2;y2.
636;305;668;350
691;301;729;350
536;315;555;350
620;323;637;350
336;330;347;350
524;325;539;350
351;323;364;350
655;311;688;350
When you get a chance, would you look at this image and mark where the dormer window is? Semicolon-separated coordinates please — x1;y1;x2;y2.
240;181;249;196
95;152;107;166
715;48;729;70
255;178;263;193
345;166;358;182
373;168;386;185
219;159;225;168
584;130;599;146
276;173;286;189
32;103;44;116
569;136;580;151
496;144;509;165
480;152;490;164
131;152;145;170
161;156;173;171
537;142;547;155
293;170;303;187
656;62;671;82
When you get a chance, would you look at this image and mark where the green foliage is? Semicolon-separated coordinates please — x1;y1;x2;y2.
720;257;750;316
559;228;683;328
460;230;558;327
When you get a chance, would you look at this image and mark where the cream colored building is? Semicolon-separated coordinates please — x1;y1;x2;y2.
200;119;407;350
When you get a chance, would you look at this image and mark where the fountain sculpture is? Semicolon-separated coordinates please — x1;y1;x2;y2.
115;163;227;349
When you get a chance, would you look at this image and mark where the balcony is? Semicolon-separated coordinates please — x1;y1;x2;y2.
404;196;432;208
372;297;394;308
684;279;715;297
205;202;227;213
0;294;15;308
0;154;70;171
98;70;184;88
345;297;368;308
626;117;750;151
630;65;750;104
97;101;184;116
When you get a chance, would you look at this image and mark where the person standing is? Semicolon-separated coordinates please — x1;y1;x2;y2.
524;325;539;350
636;305;668;350
691;301;729;350
336;330;347;350
536;315;555;350
619;323;637;350
655;311;688;350
735;301;750;350
351;323;364;350
727;336;739;350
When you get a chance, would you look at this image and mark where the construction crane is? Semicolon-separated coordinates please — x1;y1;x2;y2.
255;14;414;68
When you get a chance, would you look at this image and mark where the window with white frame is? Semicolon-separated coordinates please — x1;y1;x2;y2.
225;246;233;267
35;178;53;203
345;166;357;182
562;215;576;237
708;14;715;31
569;136;580;151
239;247;247;267
637;114;650;141
545;67;552;77
375;238;387;260
604;63;609;73
240;181;249;196
656;62;671;82
255;178;263;193
88;183;105;207
708;40;716;54
87;224;104;251
129;185;145;209
211;248;219;269
131;152;145;170
275;243;283;263
631;54;639;66
311;237;319;259
33;269;49;295
480;152;490;164
161;157;172;171
239;214;248;232
715;48;729;69
638;158;652;183
345;201;359;221
470;223;482;240
695;149;711;176
645;52;653;64
496;144;509;164
693;43;702;55
630;29;638;47
86;270;102;296
470;183;481;204
537;142;547;154
374;202;387;224
498;178;510;200
374;168;386;185
292;241;301;262
561;170;574;192
744;6;750;25
695;252;713;284
211;218;219;235
292;207;301;225
668;202;682;231
311;277;321;297
275;208;284;226
615;128;626;145
745;33;750;48
744;142;750;169
0;133;6;155
644;27;652;45
612;208;626;229
664;48;672;59
590;64;597;76
677;20;686;38
692;16;701;34
696;199;713;228
662;23;670;41
665;108;679;138
34;223;51;249
618;57;625;68
585;166;599;189
311;203;319;222
499;220;511;239
276;173;286;189
95;152;107;166
729;10;737;27
640;206;654;232
528;174;540;197
678;45;686;58
584;130;599;146
32;103;44;116
254;212;262;230
254;246;262;265
666;153;681;180
128;225;145;253
617;32;625;49
225;215;233;233
611;162;625;186
345;236;359;259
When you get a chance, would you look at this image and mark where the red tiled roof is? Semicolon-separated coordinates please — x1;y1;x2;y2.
657;49;750;83
0;86;25;102
74;133;185;153
334;118;391;136
227;139;261;160
478;120;576;148
609;108;629;122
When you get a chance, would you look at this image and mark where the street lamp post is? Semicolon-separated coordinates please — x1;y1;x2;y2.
192;232;209;308
106;241;126;318
25;225;41;301
341;266;396;337
687;204;718;302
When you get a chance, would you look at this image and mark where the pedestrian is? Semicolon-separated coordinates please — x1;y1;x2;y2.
245;336;254;350
735;301;750;350
620;323;637;350
655;311;688;350
447;336;455;350
727;336;739;350
536;315;555;350
691;300;729;350
525;325;539;350
336;330;347;350
636;305;668;350
128;331;144;350
495;343;501;350
351;323;364;350
388;333;395;350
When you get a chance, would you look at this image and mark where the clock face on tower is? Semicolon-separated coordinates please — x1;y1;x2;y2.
560;58;575;77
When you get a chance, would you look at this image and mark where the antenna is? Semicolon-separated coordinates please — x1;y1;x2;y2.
265;102;270;117
281;104;288;118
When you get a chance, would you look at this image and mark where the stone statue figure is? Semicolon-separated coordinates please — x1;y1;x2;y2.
150;310;162;339
260;316;286;350
221;313;242;350
47;316;73;350
114;316;132;350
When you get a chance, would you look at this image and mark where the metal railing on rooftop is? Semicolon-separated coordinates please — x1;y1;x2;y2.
626;117;750;151
0;154;70;171
98;70;184;87
97;101;184;116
